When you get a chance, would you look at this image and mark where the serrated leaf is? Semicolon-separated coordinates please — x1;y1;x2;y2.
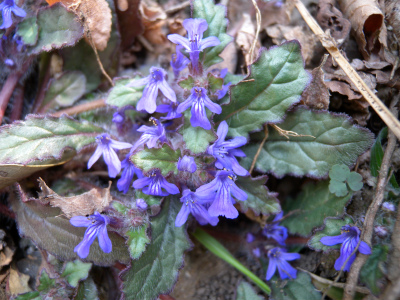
17;17;38;46
125;224;150;259
75;277;98;300
130;145;181;176
236;281;263;300
347;172;363;191
270;272;321;300
360;245;388;295
37;270;55;292
236;176;281;216
308;216;353;251
62;260;92;288
40;71;87;112
242;108;374;178
31;3;84;54
0;115;103;189
329;164;350;182
214;42;310;138
181;111;216;154
10;185;130;266
329;180;348;197
106;77;143;108
193;0;233;68
282;181;352;236
121;197;192;300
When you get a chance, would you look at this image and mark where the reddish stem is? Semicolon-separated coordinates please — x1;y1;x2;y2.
9;82;25;122
0;72;21;124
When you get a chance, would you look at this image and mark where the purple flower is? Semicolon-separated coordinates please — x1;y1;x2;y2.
132;169;179;196
0;0;26;29
215;68;231;99
170;45;190;78
136;198;148;211
266;247;300;280
117;153;144;194
168;18;220;74
207;121;249;176
382;202;396;212
262;211;288;246
131;118;167;151
196;170;247;219
70;212;112;259
88;134;132;178
246;233;255;243
175;189;219;227
127;67;176;114
374;225;388;238
177;87;221;130
252;247;261;258
156;102;182;120
177;155;197;173
320;225;371;271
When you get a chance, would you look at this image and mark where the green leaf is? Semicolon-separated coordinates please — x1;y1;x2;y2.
282;181;352;236
270;272;321;300
178;76;195;90
308;216;353;251
193;0;233;68
181;111;216;154
106;77;143;108
360;245;388;294
17;17;38;46
121;197;192;300
236;281;263;300
10;186;130;266
40;71;86;112
75;277;99;300
62;260;92;288
214;42;310;138
31;3;84;54
0;115;103;189
370;127;387;177
14;292;40;300
329;164;350;182
242;108;374;178
236;176;281;216
125;224;150;259
329;179;348;197
347;172;363;191
37;270;55;292
207;73;224;94
130;144;181;176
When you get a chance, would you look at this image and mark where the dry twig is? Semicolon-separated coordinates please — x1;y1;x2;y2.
51;99;106;117
249;0;261;65
249;125;268;174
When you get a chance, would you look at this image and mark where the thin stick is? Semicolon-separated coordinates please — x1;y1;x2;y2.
293;0;400;142
249;125;268;174
249;0;261;65
51;99;106;117
271;124;315;139
342;96;399;300
89;38;114;86
0;73;21;124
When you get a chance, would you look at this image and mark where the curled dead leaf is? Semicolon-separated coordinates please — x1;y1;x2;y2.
9;264;31;296
140;0;167;45
302;59;330;110
236;13;260;66
38;178;113;218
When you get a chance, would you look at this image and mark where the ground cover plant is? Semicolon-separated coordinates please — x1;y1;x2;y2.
0;0;399;299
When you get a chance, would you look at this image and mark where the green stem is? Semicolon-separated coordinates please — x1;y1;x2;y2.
192;228;271;295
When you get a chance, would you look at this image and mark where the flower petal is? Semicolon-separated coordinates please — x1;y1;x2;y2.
103;148;121;178
87;144;103;169
70;216;92;227
158;80;176;102
320;233;348;246
98;225;112;253
359;241;372;255
167;34;191;51
266;258;277;280
199;36;221;51
175;203;190;227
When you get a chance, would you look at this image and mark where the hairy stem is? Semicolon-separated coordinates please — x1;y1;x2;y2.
0;72;22;124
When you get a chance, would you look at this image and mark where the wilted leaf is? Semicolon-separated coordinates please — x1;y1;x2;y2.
360;245;388;294
17;17;39;46
214;41;310;138
31;3;84;54
242;108;374;178
130;145;181;176
121;197;192;300
9;265;32;296
106;77;143;108
302;63;330;110
270;272;321;300
282;181;352;237
236;176;281;216
61;260;92;287
10;185;130;266
236;281;263;300
39;71;87;112
38;178;113;218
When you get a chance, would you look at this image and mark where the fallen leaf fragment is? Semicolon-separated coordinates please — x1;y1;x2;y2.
139;0;167;45
9;265;31;296
302;61;330;110
38;178;113;218
236;13;260;67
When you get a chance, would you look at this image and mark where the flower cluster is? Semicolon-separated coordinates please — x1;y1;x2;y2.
0;0;26;29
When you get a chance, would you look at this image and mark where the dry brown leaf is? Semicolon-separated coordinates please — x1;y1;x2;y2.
0;246;14;268
385;0;400;42
302;62;330;110
338;0;387;60
38;178;113;218
259;0;291;28
47;0;112;51
9;265;31;296
140;0;167;46
236;13;260;66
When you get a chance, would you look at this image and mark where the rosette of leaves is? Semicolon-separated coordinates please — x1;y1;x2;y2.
329;164;363;197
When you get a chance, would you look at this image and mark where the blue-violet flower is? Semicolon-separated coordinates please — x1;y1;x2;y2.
70;212;112;259
117;153;144;194
177;155;197;173
127;67;176;114
156;102;182;120
196;170;247;219
175;189;219;227
177;86;222;130
215;68;231;99
88;134;132;178
132;170;179;196
320;225;371;271
136;198;148;211
170;45;190;78
0;0;26;29
131;118;167;151
207;121;249;176
266;247;300;280
262;211;288;246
